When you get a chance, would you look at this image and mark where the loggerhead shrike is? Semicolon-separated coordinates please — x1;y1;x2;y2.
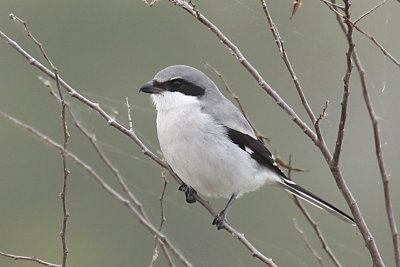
140;65;355;229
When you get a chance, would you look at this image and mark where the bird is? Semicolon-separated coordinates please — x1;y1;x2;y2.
139;65;355;230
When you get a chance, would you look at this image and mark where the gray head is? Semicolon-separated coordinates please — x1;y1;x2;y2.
139;65;223;100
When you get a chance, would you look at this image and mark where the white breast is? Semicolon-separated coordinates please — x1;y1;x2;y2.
151;92;273;198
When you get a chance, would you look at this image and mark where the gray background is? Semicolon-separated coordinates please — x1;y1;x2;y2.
0;0;399;266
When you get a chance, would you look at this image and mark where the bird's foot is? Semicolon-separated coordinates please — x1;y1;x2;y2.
178;184;197;204
212;212;228;230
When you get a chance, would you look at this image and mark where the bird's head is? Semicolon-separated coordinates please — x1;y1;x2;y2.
140;65;221;111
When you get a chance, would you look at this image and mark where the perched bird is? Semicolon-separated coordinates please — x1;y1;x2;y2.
140;65;354;229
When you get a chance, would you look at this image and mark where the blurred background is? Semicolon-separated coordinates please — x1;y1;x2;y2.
0;0;399;266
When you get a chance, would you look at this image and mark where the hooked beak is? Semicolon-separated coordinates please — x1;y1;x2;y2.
139;81;165;94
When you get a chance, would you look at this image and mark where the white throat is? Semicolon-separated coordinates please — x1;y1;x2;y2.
151;91;200;111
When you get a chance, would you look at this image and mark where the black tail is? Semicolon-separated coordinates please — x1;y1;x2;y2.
281;179;355;225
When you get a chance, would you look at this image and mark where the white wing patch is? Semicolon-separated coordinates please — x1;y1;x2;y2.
244;146;253;154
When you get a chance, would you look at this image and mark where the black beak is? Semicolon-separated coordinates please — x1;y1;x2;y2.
139;81;165;94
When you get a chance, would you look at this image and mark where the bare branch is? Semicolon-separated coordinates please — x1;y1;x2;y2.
293;219;325;267
0;251;60;267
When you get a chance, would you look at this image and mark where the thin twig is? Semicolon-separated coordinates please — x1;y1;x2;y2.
8;14;57;70
320;0;345;10
275;156;309;173
126;97;134;132
321;1;400;68
0;110;193;267
315;101;329;126
0;251;60;267
9;13;71;267
356;48;400;267
290;0;302;19
286;155;342;267
293;218;325;267
57;71;70;267
159;171;168;230
354;0;387;25
261;0;317;125
314;100;329;148
150;171;173;267
0;30;275;267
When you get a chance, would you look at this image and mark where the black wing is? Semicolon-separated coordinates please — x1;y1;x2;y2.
226;127;286;178
226;127;355;224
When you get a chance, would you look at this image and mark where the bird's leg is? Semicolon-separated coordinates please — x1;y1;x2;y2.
178;184;197;204
212;193;237;230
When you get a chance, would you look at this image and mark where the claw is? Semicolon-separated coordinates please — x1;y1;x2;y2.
212;193;237;230
178;184;197;204
212;213;227;230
